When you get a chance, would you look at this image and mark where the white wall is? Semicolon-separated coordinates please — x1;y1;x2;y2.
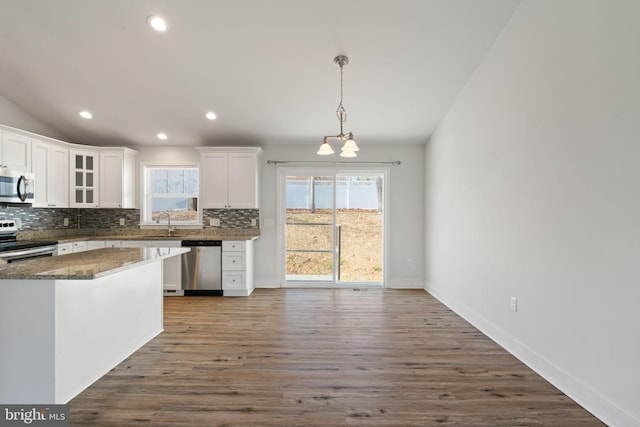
0;96;68;140
425;1;640;426
256;143;425;288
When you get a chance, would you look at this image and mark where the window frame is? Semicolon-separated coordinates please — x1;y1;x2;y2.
139;161;202;227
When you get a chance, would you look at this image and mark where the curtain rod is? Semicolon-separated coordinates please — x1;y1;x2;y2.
266;160;401;166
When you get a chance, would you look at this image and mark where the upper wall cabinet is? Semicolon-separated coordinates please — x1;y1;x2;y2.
99;148;137;208
69;148;100;208
197;147;262;209
31;139;69;208
1;132;32;171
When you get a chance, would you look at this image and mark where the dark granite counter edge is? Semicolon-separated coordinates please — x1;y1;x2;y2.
18;232;260;244
0;247;190;280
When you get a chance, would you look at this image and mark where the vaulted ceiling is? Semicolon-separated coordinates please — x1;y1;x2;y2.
0;0;520;147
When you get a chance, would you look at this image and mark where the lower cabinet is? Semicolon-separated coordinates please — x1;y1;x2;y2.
58;241;105;255
56;238;254;296
222;240;254;296
72;241;87;253
57;242;72;256
86;241;106;251
159;242;181;293
119;240;181;292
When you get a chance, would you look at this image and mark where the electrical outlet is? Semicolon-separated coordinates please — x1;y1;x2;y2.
119;218;125;226
210;218;220;227
510;297;518;312
251;218;257;227
63;218;69;227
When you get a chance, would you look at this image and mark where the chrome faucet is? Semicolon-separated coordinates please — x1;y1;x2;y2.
156;211;176;236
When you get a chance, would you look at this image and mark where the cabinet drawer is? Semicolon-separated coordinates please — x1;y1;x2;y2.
72;241;87;253
223;241;245;252
222;252;245;270
57;243;72;255
222;272;245;288
86;240;106;250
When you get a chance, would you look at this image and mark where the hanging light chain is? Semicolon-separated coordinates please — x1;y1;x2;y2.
336;56;347;129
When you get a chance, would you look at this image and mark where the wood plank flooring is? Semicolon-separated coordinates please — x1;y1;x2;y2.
69;289;604;426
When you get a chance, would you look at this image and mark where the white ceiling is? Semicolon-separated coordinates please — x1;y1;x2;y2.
0;0;520;147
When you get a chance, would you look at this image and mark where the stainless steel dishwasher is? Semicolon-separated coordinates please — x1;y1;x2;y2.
181;240;223;296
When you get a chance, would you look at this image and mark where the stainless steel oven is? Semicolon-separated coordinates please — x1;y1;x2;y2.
0;170;35;204
0;219;57;263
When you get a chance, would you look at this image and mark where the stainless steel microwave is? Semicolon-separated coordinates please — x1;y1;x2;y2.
0;169;35;203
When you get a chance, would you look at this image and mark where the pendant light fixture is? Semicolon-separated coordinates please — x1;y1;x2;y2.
317;55;359;157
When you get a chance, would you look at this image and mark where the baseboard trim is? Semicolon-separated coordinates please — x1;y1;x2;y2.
255;279;279;288
223;288;255;297
387;279;425;289
424;284;638;427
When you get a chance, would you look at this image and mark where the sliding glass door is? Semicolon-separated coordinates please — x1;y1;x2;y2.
280;169;385;286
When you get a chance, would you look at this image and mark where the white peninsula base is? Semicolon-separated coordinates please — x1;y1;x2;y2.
0;260;162;404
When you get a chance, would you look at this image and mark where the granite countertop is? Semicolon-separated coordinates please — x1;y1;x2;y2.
18;229;260;243
0;247;190;280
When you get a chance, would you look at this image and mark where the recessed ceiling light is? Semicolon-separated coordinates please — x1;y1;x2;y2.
147;15;167;32
205;112;217;120
79;111;92;119
157;132;168;140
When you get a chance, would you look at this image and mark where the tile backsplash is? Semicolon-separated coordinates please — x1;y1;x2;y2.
203;209;259;229
0;206;259;231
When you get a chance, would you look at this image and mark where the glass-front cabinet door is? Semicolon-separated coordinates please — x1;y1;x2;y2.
70;149;99;207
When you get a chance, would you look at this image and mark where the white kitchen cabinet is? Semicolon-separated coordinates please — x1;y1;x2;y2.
222;240;254;296
119;240;151;248
31;139;69;208
1;131;31;171
197;147;261;209
57;242;72;256
120;240;182;291
71;241;87;253
158;241;182;292
60;240;106;255
99;148;137;208
86;240;106;251
105;240;121;248
70;148;99;208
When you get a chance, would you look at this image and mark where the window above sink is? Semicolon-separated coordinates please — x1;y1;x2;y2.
140;164;201;226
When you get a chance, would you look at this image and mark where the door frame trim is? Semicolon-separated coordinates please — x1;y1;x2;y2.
276;166;390;288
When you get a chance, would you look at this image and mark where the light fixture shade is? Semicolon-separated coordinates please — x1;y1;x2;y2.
340;147;357;157
341;137;359;152
317;141;334;155
147;16;168;32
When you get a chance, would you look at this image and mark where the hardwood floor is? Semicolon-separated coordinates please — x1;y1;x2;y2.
70;289;603;426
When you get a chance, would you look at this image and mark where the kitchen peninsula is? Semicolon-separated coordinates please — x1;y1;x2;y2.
0;247;189;404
